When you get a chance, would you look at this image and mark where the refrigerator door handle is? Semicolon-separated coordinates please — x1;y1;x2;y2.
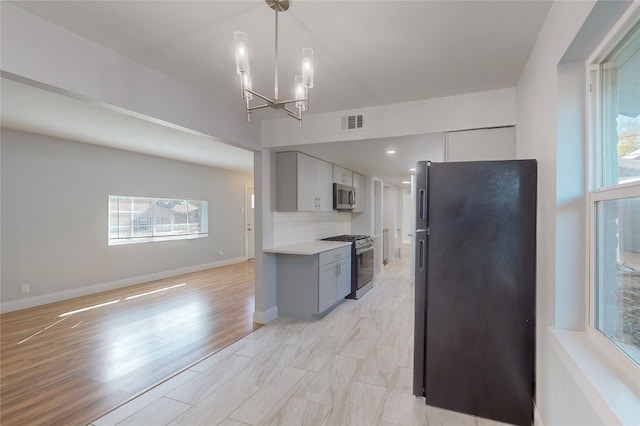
418;239;425;271
418;189;426;220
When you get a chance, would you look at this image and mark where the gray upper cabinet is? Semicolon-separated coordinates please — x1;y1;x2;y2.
277;152;333;212
352;172;365;213
333;165;353;186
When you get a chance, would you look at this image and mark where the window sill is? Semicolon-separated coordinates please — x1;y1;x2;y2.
549;328;640;425
108;233;208;246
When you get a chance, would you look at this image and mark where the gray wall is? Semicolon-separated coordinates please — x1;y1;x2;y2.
1;128;253;305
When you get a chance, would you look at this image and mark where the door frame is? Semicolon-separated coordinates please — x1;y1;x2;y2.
244;185;255;260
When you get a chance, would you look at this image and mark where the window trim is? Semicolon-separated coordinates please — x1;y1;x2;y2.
587;185;640;373
586;8;640;378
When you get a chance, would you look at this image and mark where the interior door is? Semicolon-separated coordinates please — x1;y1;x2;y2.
424;160;536;426
246;186;255;260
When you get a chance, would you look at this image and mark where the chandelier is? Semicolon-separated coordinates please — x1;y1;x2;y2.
234;0;314;128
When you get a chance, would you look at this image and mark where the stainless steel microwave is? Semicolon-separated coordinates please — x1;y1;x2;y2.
334;183;356;210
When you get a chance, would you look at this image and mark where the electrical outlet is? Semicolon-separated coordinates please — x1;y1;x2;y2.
218;251;223;257
21;284;30;294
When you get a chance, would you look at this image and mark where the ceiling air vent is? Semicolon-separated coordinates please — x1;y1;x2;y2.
341;114;364;131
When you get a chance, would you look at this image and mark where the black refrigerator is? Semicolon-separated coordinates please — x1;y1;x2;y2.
413;160;537;426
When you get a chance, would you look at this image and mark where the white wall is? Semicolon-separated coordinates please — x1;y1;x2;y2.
351;175;376;237
1;128;253;312
272;212;351;247
402;191;412;245
555;61;588;330
517;1;593;421
446;126;516;162
516;1;637;424
261;88;517;148
253;150;278;324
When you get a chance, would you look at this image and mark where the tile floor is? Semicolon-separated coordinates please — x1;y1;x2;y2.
92;255;512;426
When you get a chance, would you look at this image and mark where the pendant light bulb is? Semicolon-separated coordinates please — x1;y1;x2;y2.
243;73;253;100
234;31;250;75
302;47;314;88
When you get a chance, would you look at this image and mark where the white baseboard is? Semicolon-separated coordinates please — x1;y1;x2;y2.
0;257;247;314
253;305;278;324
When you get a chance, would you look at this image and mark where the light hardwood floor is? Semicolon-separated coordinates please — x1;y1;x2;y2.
91;254;511;426
0;261;259;426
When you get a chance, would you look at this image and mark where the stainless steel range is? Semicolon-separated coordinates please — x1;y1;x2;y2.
322;235;376;299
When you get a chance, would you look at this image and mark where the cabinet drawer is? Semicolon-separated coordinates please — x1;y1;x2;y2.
319;246;351;266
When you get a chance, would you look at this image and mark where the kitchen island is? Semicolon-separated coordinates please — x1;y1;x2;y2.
265;241;352;320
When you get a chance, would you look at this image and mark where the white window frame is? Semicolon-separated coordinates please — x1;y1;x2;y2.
108;195;208;245
587;13;640;376
588;186;640;366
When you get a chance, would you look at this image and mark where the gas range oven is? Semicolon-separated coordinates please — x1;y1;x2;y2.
322;235;376;299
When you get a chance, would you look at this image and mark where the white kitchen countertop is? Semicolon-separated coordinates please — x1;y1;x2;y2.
263;240;351;255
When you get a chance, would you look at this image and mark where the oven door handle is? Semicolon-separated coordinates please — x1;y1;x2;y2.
356;246;376;255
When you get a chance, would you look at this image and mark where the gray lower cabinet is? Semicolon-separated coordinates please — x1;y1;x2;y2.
277;246;351;320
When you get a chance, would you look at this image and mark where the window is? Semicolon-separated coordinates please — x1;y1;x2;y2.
109;196;208;245
591;21;640;366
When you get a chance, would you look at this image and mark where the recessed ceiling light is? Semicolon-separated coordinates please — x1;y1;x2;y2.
409;168;416;172
386;149;396;155
402;181;411;184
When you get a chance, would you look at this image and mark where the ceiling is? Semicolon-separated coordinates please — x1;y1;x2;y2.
1;0;552;187
1;77;255;173
273;133;446;187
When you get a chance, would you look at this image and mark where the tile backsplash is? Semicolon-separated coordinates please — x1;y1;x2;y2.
273;212;351;246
